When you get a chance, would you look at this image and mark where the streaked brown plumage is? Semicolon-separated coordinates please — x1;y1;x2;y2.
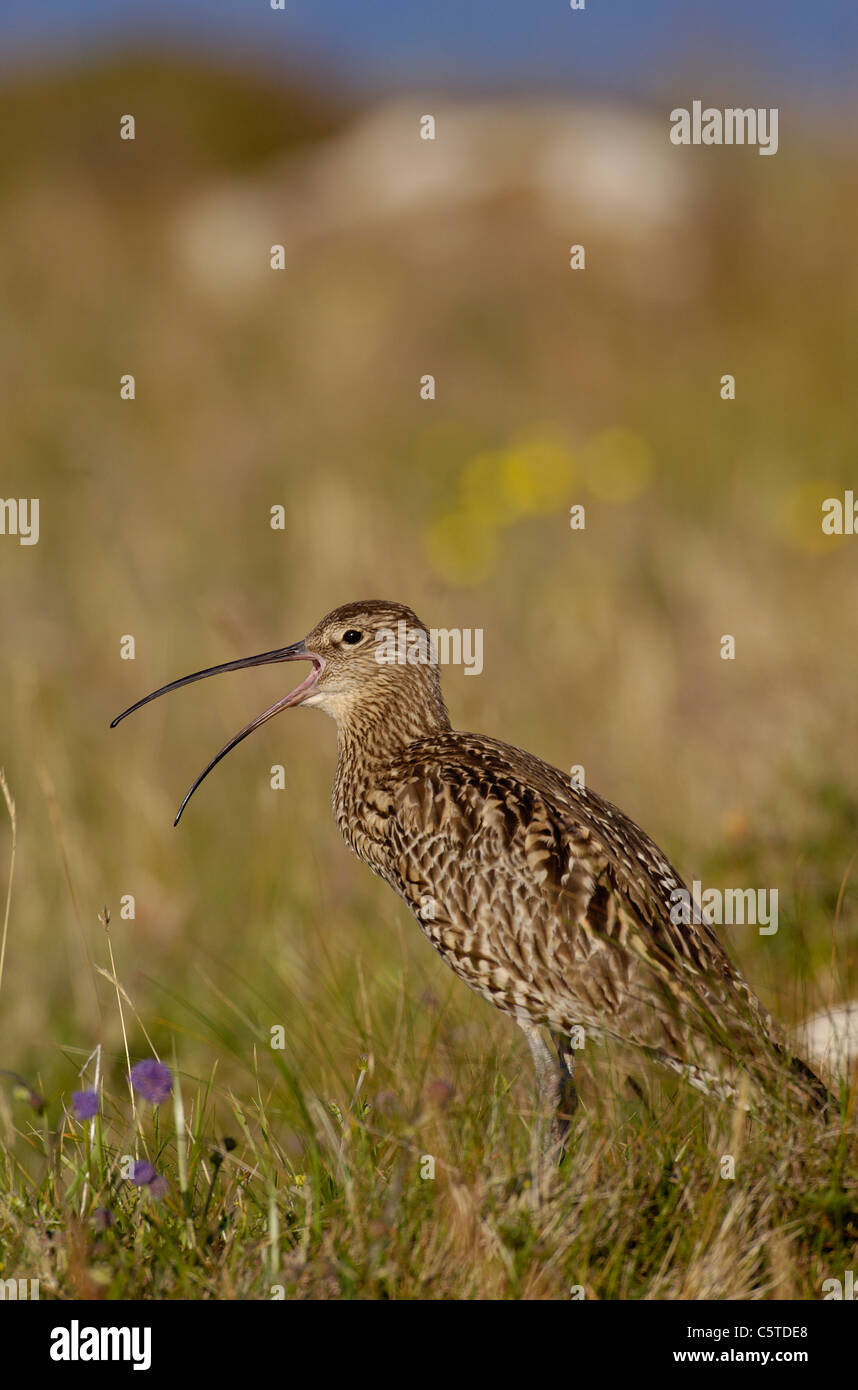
112;599;830;1146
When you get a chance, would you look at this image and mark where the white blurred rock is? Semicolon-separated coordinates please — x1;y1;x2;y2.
171;99;703;303
304;100;697;235
795;1003;858;1079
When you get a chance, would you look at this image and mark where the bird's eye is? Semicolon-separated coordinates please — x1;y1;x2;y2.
341;629;363;645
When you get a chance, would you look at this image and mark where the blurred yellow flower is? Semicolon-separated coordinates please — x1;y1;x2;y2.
425;430;575;584
459;452;519;526
501;435;575;515
581;427;652;502
459;433;575;522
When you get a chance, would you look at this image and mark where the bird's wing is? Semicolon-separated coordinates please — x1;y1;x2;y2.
379;736;778;1073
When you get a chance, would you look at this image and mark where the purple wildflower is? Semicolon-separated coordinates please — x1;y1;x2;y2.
130;1160;156;1186
128;1159;169;1200
130;1059;172;1104
72;1089;99;1121
94;1207;115;1231
426;1079;454;1110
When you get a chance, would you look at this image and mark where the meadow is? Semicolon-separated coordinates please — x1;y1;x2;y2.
0;54;855;1299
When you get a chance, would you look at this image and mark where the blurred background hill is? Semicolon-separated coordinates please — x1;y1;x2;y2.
0;9;856;1133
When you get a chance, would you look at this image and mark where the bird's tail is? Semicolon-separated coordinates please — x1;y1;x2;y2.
772;1043;834;1114
656;1041;832;1115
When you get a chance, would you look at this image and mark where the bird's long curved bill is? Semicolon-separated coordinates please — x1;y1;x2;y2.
110;641;320;825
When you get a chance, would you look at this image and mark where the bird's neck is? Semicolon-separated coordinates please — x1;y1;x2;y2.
335;683;451;771
332;681;451;847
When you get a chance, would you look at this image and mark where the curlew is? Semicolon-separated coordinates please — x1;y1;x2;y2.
111;600;830;1150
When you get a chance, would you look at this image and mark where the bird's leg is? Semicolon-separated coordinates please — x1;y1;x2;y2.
549;1030;578;1153
520;1024;577;1198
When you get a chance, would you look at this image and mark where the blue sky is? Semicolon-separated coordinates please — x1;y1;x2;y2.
1;1;856;96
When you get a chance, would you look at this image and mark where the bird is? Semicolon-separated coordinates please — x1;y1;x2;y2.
111;599;831;1152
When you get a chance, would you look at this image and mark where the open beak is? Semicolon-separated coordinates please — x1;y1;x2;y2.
110;640;324;825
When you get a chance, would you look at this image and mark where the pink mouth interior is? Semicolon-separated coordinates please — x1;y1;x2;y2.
285;654;325;706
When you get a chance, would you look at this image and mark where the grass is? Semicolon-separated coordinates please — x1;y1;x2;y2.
1;932;855;1299
0;767;855;1301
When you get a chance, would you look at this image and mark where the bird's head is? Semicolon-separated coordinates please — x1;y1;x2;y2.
111;599;448;823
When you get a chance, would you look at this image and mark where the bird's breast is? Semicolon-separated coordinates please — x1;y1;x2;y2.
333;770;397;873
